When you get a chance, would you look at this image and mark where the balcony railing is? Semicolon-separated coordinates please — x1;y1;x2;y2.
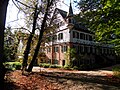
73;39;114;48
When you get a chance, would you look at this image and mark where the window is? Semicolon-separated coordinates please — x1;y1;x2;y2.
80;45;84;53
52;35;57;41
73;31;79;39
96;48;99;54
61;46;67;52
54;59;58;64
112;49;114;54
105;48;107;54
102;48;104;54
54;47;59;52
80;33;85;39
47;48;51;53
73;31;75;38
78;45;80;54
48;59;51;63
87;46;90;53
76;32;79;39
40;48;45;52
84;46;87;53
89;35;92;41
92;47;95;53
86;35;89;40
58;33;63;40
47;36;52;42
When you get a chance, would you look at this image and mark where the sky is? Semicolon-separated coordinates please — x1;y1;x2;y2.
6;0;25;28
6;0;79;29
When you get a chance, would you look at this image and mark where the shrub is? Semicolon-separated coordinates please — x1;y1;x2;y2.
39;63;50;68
112;66;120;78
39;63;44;67
42;63;50;68
49;64;61;68
15;64;22;70
72;66;79;70
4;62;22;70
56;65;62;68
63;64;71;70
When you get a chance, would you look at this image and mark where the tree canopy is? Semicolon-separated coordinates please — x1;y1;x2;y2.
75;0;120;54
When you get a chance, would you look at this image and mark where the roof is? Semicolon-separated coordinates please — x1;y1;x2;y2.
73;23;93;34
56;8;67;18
54;8;93;34
68;3;73;17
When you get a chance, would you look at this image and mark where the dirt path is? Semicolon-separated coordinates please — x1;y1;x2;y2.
32;67;113;76
5;67;120;90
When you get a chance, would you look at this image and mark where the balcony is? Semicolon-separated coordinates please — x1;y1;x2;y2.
72;38;114;48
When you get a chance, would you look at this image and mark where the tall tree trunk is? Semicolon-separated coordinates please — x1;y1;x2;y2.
0;0;9;88
27;0;52;72
22;5;39;71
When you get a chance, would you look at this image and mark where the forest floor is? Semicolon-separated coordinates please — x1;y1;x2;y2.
4;65;120;90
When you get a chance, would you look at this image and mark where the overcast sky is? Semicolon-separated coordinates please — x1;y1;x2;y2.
6;0;79;28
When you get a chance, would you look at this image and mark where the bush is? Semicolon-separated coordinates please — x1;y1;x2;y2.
39;63;62;68
49;64;61;68
42;63;50;68
112;66;120;78
63;64;71;70
39;63;50;68
39;63;44;67
4;62;22;70
72;66;79;70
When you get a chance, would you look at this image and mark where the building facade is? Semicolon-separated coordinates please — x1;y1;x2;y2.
40;3;116;68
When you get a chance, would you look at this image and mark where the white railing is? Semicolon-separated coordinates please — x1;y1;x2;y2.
72;39;114;48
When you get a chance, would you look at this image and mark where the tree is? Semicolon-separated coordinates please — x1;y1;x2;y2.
4;27;17;61
27;0;57;72
0;0;9;88
64;48;76;67
75;0;120;53
22;4;40;71
13;0;58;72
13;0;45;71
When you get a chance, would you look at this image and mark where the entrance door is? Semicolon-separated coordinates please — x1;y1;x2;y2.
62;60;65;66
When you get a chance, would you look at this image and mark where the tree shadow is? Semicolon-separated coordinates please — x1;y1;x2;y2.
39;71;120;89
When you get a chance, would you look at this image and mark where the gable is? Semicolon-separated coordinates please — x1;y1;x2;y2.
51;8;68;31
51;8;93;34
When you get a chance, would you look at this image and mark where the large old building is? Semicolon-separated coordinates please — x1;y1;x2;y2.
40;2;116;68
